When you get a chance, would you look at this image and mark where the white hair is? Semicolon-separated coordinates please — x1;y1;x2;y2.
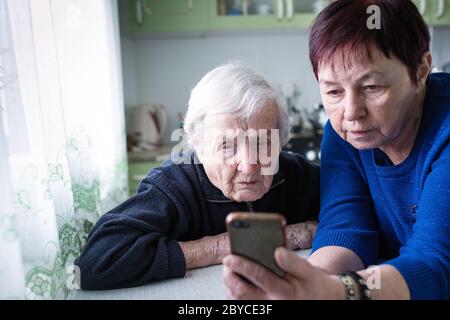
184;61;290;150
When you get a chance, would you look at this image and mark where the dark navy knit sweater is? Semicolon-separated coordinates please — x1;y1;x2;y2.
312;73;450;299
75;151;320;290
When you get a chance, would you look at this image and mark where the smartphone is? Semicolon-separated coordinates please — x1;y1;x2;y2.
226;212;286;277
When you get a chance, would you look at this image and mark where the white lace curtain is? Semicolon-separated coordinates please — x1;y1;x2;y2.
0;0;128;299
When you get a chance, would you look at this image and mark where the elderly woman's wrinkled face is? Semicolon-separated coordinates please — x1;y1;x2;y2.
318;47;425;151
198;104;280;202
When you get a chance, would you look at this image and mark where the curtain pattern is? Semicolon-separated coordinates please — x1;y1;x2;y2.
0;0;128;299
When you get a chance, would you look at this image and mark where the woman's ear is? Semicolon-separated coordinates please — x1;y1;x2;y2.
416;51;432;88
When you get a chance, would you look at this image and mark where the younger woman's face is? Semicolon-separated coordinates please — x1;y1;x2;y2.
318;47;427;151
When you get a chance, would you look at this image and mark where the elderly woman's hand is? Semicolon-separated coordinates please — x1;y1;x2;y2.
180;221;317;270
179;232;230;270
223;247;344;300
285;221;317;250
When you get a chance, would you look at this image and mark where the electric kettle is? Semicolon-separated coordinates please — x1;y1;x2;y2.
129;104;167;149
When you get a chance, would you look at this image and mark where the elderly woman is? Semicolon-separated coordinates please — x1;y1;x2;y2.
224;0;449;300
74;63;320;290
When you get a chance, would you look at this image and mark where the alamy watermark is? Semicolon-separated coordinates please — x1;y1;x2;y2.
65;264;81;290
366;265;382;290
367;5;381;30
169;128;281;176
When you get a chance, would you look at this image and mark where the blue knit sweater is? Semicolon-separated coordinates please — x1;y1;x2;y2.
312;73;450;300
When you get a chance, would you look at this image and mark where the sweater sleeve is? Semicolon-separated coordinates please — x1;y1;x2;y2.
311;123;380;267
74;168;190;290
384;143;450;300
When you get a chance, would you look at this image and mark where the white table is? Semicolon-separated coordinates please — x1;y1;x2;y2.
68;249;311;300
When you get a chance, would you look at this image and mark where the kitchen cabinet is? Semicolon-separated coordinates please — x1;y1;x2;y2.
124;1;450;35
413;0;450;26
413;0;431;24
128;0;210;34
128;160;163;196
280;0;322;28
209;0;319;30
283;134;322;164
430;0;450;25
127;146;173;195
125;0;323;35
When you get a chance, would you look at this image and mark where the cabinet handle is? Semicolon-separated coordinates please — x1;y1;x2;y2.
277;0;284;20
243;0;248;16
136;0;144;25
286;0;294;21
436;0;445;18
419;0;427;16
143;0;193;16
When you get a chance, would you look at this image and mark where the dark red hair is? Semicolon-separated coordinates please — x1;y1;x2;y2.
309;0;430;84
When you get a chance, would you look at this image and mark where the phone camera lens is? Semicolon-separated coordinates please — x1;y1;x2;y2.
233;221;249;228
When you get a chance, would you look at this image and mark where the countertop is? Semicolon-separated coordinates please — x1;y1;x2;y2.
127;145;174;162
68;249;311;300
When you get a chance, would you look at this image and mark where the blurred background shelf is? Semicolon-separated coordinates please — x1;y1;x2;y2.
125;0;450;36
127;145;173;195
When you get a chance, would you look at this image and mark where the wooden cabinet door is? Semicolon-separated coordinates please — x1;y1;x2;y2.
412;0;432;24
128;0;210;34
430;0;450;26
